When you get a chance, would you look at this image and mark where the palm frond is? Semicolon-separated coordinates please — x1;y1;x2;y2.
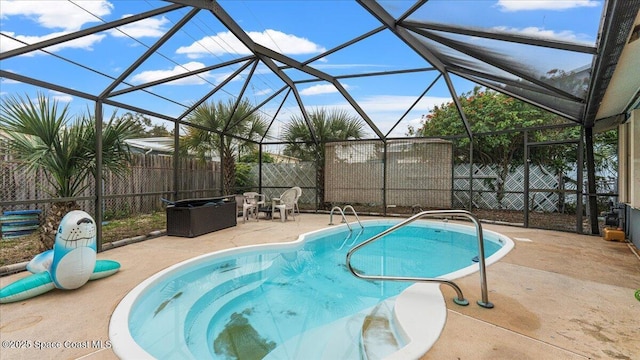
1;94;137;198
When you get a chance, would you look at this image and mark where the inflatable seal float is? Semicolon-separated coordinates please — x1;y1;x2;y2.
0;210;120;303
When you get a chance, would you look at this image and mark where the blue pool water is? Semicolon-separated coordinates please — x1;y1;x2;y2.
113;220;509;359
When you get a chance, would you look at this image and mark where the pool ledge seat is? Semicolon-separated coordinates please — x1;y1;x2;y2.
387;283;447;359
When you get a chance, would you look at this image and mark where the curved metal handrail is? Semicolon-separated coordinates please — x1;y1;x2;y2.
329;206;352;231
337;227;364;251
342;205;364;229
346;210;494;308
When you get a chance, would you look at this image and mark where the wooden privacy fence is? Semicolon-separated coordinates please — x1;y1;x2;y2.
2;143;609;218
0;153;220;218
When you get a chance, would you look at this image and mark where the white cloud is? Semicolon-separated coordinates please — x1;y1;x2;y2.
176;29;325;59
0;31;106;54
268;95;452;137
130;62;232;85
0;0;113;31
338;95;452;137
496;0;599;12
0;32;23;52
300;83;347;96
492;26;592;44
251;29;325;54
0;0;110;54
348;95;451;113
0;69;20;84
403;116;426;132
313;63;388;70
254;88;273;96
108;15;169;38
49;91;73;103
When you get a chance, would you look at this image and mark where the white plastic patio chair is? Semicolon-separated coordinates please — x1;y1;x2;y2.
242;192;265;223
272;188;298;222
292;186;302;215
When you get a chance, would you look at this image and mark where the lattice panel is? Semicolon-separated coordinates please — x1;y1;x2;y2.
453;164;566;212
259;162;316;205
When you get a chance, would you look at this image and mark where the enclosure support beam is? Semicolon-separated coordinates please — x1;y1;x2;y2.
444;72;474;139
183;0;319;145
0;4;185;60
258;145;263;194
449;67;581;123
315;151;320;212
401;20;597;54
173;121;180;201
385;74;442;138
412;28;583;103
109;56;255;97
254;43;386;140
468;139;474;211
577;128;585;234
176;60;255;122
383;141;388;216
224;60;260;132
99;7;200;98
524;131;529;228
95;101;104;252
585;127;599;234
261;89;291;143
220;136;225;195
357;0;446;72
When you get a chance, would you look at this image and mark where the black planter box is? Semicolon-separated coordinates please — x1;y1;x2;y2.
166;195;237;237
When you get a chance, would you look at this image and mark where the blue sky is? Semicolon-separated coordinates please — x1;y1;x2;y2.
0;0;604;140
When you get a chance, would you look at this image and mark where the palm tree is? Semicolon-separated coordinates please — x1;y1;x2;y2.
0;93;137;250
282;108;365;207
181;98;268;194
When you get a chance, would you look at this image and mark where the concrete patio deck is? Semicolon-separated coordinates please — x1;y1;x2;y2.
1;214;638;360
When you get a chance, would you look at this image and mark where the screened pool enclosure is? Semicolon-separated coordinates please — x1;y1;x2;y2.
1;0;639;248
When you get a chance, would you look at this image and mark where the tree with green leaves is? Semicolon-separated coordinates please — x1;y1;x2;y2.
120;112;171;137
0;93;137;250
410;86;569;161
282;108;365;207
235;151;275;191
238;150;274;164
181;98;268;194
410;86;574;208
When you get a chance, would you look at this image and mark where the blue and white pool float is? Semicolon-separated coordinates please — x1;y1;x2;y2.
0;210;120;303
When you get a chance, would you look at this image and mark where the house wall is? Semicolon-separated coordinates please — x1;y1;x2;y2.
618;109;640;247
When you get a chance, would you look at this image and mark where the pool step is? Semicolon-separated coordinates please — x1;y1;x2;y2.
360;299;402;360
263;311;363;359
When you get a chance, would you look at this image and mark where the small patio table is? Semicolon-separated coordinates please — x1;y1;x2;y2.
258;206;273;220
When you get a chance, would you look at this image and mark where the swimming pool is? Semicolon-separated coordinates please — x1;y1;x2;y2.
109;219;513;359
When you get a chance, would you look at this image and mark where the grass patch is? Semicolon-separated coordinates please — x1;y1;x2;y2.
0;212;167;267
102;211;166;243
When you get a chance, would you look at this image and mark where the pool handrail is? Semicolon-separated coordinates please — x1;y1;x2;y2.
346;210;494;309
342;205;364;229
329;206;352;231
338;227;365;251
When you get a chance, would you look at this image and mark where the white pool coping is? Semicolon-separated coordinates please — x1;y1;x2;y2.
109;219;514;359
